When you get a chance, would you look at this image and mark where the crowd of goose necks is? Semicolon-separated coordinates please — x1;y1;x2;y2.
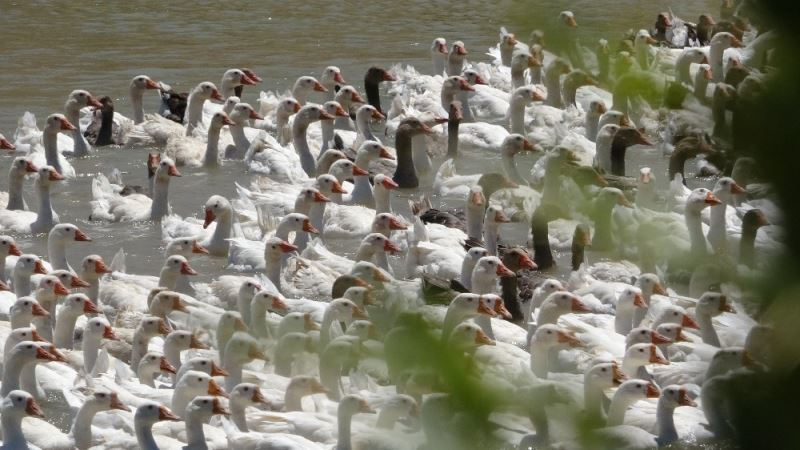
0;4;786;450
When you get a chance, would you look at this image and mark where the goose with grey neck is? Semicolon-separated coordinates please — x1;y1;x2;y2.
293;104;336;177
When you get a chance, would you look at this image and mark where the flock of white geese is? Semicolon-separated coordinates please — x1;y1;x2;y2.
0;3;785;450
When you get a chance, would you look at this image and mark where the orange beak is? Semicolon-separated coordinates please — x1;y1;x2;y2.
252;387;270;405
103;325;119;340
566;16;577;27
351;91;365;103
651;331;672;345
167;164;181;177
34;259;48;274
522;139;535;151
383;239;402;254
381;177;399;190
475;329;496;346
83;299;100;314
636;131;653;146
459;78;475;92
476;299;497;317
171;297;189;313
0;137;15;151
35;346;58;361
180;261;198;275
70;276;91;288
557;330;583;347
495;262;515;278
319;110;336;120
293;102;302;113
612;362;628;385
249;109;264;120
54;281;70;296
210;89;224;102
653;283;666;295
388;215;407;230
571;298;592;313
74;228;91;242
456;44;468;55
59;117;76;131
719;297;736;313
334;105;348;117
190;334;210;350
731;36;743;48
333;72;346;84
371;109;386;120
493;210;511;223
313;191;331;203
730;182;746;194
208;379;229;397
26;161;38;173
271;296;289;312
681;314;700;329
438;42;448;54
518;253;537;270
160;357;177;374
532;89;547;102
313;81;328;92
646;382;661;398
145;78;160;90
331;180;348;194
302;219;319;234
26;397;45;418
494;301;513;319
240;74;257;86
49;169;65;181
94;259;111;274
649;346;669;365
221;114;235;126
704;68;713;80
632;293;647;308
470;190;485;206
352;165;369;176
279;240;299;253
212;398;231;415
353;306;369;320
32;302;50;317
192;241;209;254
110;393;130;411
211;361;229;377
159;405;181;421
678;389;697;407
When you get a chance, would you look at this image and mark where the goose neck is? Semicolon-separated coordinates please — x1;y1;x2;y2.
571;240;586;272
545;75;562;108
610;139;629;176
592;204;614;251
13;272;32;297
447;117;460;158
67;107;90;157
6;170;26;211
231;402;249;431
364;80;382;115
466;206;484;240
54;309;80;350
184;410;208;449
336;409;354;450
130;86;146;124
357;115;378;143
208;211;232;256
595;131;615;172
150;177;171;222
656;400;679;445
265;254;283;294
204;122;222;166
1;352;28;395
135;421;159;450
95;109;115;146
71;401;102;449
32;181;55;232
530;342;550;378
501;276;523;322
710;45;725;83
459;259;477;290
531;211;554;270
1;412;27;449
483;225;499;256
185;92;206;135
284;386;307;411
250;302;270;339
584;380;607;424
48;240;69;272
321;120;334;152
696;311;721;346
614;305;635;335
393;129;418;189
606;393;634;427
685;210;708;258
740;224;758;268
292;119;316;177
509;100;527;135
502;152;526;185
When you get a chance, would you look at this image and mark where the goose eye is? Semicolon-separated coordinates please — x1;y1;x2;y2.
149;405;155;410
674;312;679;316
639;348;644;352
636;384;642;388
198;378;202;382
641;330;646;334
601;367;607;372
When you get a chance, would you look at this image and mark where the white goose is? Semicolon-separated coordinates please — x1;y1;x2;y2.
0;165;64;234
2;157;38;211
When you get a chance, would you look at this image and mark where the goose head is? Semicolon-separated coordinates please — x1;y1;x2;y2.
626;327;673;347
86;389;130;412
655;305;700;329
598;123;621;145
210;111;235;132
252;290;289;313
4;328;45;353
480;293;512;319
636;273;666;297
531;324;582;349
541;291;592;315
501;247;537;272
599;110;630;128
287;375;328;398
165;237;208;257
165;330;209;355
296;103;335;128
327;298;368;322
637;166;654;187
614;379;661;405
62;293;100;316
742;208;769;233
44;115;75;140
625;343;669;370
1;390;45;419
710;31;743;51
617;286;646;311
49;223;91;245
130;74;160;93
192;82;224;102
323;101;349;122
222;69;257;90
358;140;394;162
203;195;232;229
463;247;489;270
138;351;177;378
219;310;248;337
231;383;269;409
596;187;633;209
80;254;110;280
372;213;407;233
315;173;346;197
84;316;118;342
511;85;546;107
659;385;697;409
282;212;319;235
238;278;262;301
15;254;47;278
154;157;181;182
36;274;70;297
138;316;171;339
696;292;736;317
343;286;374;309
431;37;448;56
35;165;65;188
8;158;37;182
448;41;468;67
65;90;102;113
279;331;315;356
708;347;755;376
712;177;746;204
187;395;231;421
356;104;386;124
296;187;331;212
321;66;346;90
223;96;240;114
345;320;379;341
448;322;495;349
537;279;566;296
180;357;229;379
230;103;264;124
177;370;228;398
361;232;401;256
559;10;578;28
276;97;302;120
687;188;722;215
484;204;510;229
335;85;365;106
225;332;267;365
293;76;327;103
264;236;298;262
377;394;419;427
279;312;320;336
588;100;608;118
135;402;180;426
0;133;16;151
586;361;628;388
316;151;347;177
655;323;690;343
373;173;399;193
634;29;657;49
501;133;538;158
510;50;540;73
329;159;369;180
350;261;392;284
150;290;188;316
10;297;49;325
462;69;487;86
161;255;197;276
442;76;475;97
613;126;652;148
472;256;515;283
449;293;496;320
10;340;60;365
